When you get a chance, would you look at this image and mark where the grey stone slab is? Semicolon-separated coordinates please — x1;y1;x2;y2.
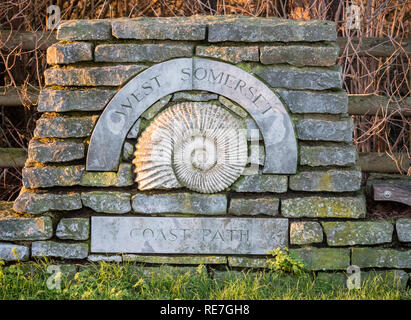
0;242;29;261
299;144;357;167
44;65;146;86
22;165;84;188
86;58;297;175
207;17;337;42
91;216;288;255
34;116;98;138
322;221;393;246
231;174;288;193
56;218;90;240
290;221;323;245
32;241;89;259
276;89;348;114
196;45;259;64
396;218;411;242
95;43;194;62
57;19;112;40
111;17;206;40
228;197;279;216
352;248;411;269
47;42;93;65
296;118;353;142
131;193;227;215
82;191;131;214
37;89;116;112
28;139;85;163
0;216;53;240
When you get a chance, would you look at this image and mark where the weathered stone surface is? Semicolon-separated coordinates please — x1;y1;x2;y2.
299;144;357;167
281;195;366;219
322;221;393;246
91;216;288;254
361;270;409;289
290;247;350;271
352;248;411;269
13;190;81;214
22;165;84;188
126;119;141;139
122;142;134;161
245;117;262;140
37;89;116;112
112;17;206;40
172;91;218;102
218;96;248;117
34;116;98;138
289;169;362;192
95;43;193;62
86;58;298;175
56;218;90;240
47;42;93;64
260;44;339;67
290;222;323;245
196;46;259;64
87;254;122;263
227;257;268;268
45;65;146;86
0;243;29;261
80;163;133;187
141;95;172;119
28;139;85;163
0;216;53;240
208;17;337;42
32;241;89;259
131;193;227;215
57;19;112;40
396;218;411;242
276;89;348;114
82;191;131;214
296;118;353;142
231;175;288;193
228;197;279;216
124;255;227;265
251;65;341;90
248;145;265;167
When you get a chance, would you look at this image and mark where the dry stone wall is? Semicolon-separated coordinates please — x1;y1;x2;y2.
0;16;409;284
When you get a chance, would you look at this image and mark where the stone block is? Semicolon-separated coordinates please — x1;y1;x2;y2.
80;163;133;187
0;243;29;261
22;165;84;188
396;218;411;242
322;221;393;246
32;241;89;259
34;116;98;138
296;118;353;142
290;247;350;271
95;43;193;62
260;44;339;67
208;17;337;42
112;17;206;40
228;197;279;216
81;191;131;214
281;195;366;219
56;218;90;240
276;89;348;114
290;222;323;245
131;193;227;215
196;45;259;64
124;255;227;265
44;65;146;86
28;139;85;163
0;216;53;240
57;19;112;40
47;42;93;64
227;257;268;268
299;144;357;167
13;190;82;214
37;89;116;112
87;255;122;263
289;168;362;192
352;248;411;269
231;175;288;193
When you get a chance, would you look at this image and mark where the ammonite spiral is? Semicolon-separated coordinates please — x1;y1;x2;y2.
133;102;248;193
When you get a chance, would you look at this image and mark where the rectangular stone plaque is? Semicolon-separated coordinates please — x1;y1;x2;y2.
91;216;288;255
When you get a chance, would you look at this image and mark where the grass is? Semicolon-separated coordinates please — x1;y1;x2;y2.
0;260;410;300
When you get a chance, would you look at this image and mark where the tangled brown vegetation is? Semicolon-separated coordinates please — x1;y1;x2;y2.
0;0;410;200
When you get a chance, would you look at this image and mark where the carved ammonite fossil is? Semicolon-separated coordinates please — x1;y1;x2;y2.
133;102;248;193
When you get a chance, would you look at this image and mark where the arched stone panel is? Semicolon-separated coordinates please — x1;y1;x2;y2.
87;58;297;174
